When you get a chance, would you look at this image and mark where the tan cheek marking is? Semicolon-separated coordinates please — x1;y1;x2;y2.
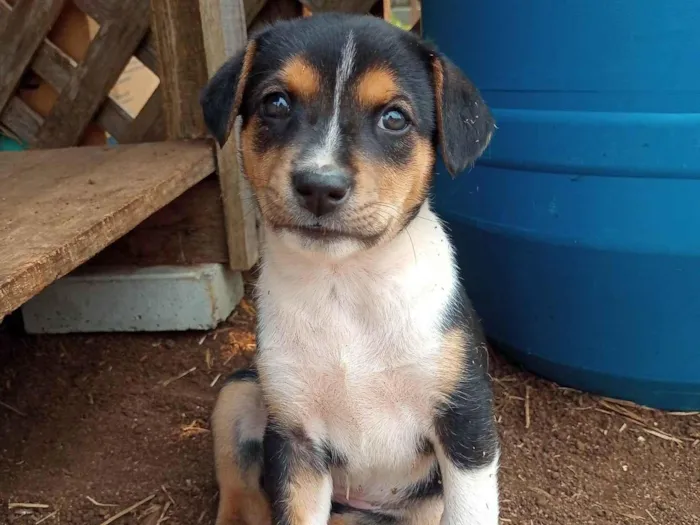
355;66;400;108
437;327;468;399
400;137;435;213
281;56;321;100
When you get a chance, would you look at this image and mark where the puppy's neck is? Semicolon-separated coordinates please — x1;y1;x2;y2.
259;201;456;287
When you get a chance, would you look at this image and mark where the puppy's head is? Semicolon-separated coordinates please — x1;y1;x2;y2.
201;14;494;258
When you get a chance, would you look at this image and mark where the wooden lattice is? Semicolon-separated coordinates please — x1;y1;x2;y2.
0;0;163;148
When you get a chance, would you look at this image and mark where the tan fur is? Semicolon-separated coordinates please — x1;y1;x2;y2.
354;66;399;108
222;41;257;145
430;56;452;177
281;56;322;100
212;380;270;525
241;117;298;228
436;327;468;401
348;135;435;241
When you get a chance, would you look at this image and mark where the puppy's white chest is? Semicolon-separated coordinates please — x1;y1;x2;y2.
256;206;456;465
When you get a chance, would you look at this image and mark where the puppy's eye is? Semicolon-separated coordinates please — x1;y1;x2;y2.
378;108;409;132
261;92;291;119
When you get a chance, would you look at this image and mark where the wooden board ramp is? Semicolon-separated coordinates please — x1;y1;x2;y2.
0;140;215;319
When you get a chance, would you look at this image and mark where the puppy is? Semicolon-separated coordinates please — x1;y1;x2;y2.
201;13;498;525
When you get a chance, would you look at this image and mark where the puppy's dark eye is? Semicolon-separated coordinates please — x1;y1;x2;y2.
261;92;291;119
378;108;409;132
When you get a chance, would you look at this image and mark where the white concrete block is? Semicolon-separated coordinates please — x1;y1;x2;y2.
22;264;243;333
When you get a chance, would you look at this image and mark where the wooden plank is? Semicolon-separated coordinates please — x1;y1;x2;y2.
0;140;215;319
150;0;209;139
298;0;377;13
250;0;302;30
88;177;228;267
34;0;151;148
199;0;259;270
118;88;166;144
0;0;66;114
0;97;41;144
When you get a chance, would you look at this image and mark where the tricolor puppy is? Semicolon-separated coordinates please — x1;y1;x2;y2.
201;13;499;525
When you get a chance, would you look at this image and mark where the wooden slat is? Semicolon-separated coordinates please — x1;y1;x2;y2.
0;0;66;114
298;0;377;13
34;0;151;148
251;0;302;30
150;0;209;140
89;177;228;267
200;0;259;270
118;88;166;144
0;140;215;319
0;97;42;144
31;38;76;89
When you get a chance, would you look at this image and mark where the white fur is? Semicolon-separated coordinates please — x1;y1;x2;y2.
311;30;356;169
436;449;499;525
257;202;457;505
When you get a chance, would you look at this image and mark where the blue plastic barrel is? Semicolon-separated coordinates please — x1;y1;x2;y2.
424;1;700;410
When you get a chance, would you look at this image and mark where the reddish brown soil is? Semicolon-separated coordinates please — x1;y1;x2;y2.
1;298;699;525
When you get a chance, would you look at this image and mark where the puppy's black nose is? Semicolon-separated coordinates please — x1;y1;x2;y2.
292;169;351;217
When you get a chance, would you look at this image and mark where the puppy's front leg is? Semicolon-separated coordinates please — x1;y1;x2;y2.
264;420;332;525
434;341;500;525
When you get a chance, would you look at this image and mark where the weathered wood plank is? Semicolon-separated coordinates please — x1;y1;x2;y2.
150;0;209;140
0;0;66;114
199;0;259;270
251;0;302;30
0;140;215;319
118;88;166;144
0;97;42;144
34;0;151;148
298;0;377;13
88;177;228;267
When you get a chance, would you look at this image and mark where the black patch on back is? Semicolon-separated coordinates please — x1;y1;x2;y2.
433;284;499;470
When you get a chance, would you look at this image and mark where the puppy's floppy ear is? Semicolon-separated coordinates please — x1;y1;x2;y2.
200;40;257;147
430;53;495;176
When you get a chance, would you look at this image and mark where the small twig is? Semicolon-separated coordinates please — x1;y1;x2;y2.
35;510;59;524
157;501;171;524
210;373;222;388
160;367;197;387
0;400;27;417
86;496;118;508
645;509;658;523
599;400;647;424
161;485;176;507
525;386;531;429
97;494;155;525
640;427;684;445
198;335;207;345
8;503;49;509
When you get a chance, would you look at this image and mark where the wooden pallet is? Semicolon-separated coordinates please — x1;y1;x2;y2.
0;140;214;320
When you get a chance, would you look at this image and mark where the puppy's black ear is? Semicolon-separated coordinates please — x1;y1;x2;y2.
200;40;257;147
431;54;495;176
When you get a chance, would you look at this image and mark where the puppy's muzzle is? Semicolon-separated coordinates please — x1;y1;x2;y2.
292;167;352;217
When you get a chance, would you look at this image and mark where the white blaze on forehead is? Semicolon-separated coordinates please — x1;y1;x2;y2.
311;30;356;169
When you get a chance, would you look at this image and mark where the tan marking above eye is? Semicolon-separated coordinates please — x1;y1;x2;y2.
280;56;321;100
355;66;400;108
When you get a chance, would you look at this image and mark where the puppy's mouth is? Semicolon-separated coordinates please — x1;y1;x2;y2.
275;223;383;244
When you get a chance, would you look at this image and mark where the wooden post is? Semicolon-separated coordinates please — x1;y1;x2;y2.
150;0;209;139
198;0;259;270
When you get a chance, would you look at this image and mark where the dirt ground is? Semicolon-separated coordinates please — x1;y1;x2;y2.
1;297;699;525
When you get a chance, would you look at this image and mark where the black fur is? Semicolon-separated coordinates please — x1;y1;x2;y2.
199;13;494;176
223;367;258;384
263;422;330;524
433;285;499;470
